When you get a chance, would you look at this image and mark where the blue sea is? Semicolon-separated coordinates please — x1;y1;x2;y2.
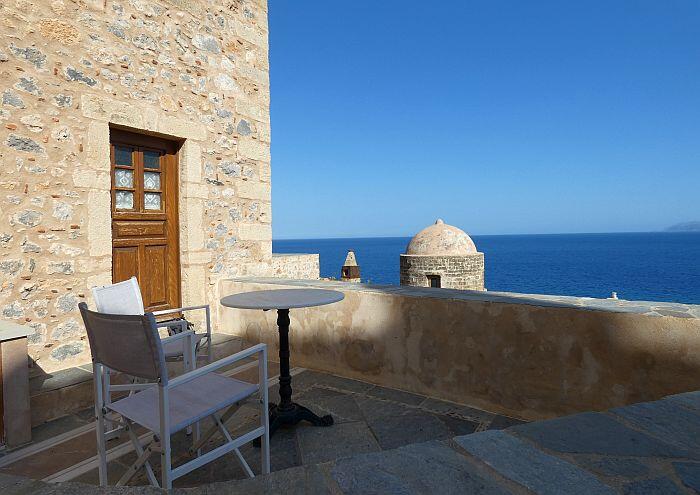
274;232;700;305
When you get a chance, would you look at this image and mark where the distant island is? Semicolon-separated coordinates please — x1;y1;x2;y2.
666;221;700;232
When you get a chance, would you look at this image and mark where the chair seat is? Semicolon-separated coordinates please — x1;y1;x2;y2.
162;333;208;359
110;373;257;434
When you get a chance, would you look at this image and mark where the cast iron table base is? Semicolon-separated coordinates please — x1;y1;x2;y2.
269;402;334;434
254;308;333;445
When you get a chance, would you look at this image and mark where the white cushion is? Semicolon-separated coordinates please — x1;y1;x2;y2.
92;277;145;315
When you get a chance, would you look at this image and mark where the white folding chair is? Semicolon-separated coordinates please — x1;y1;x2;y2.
79;302;270;489
91;277;213;364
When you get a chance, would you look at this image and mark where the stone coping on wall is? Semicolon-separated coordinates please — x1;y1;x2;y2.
229;277;700;319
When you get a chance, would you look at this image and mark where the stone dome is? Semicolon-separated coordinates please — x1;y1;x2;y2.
405;219;478;256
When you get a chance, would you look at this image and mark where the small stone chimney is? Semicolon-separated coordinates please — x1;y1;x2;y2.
341;250;361;283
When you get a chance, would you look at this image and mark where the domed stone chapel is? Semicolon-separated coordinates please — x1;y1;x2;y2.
400;219;485;290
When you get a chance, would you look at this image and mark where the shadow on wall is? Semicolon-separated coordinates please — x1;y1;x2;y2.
218;279;700;422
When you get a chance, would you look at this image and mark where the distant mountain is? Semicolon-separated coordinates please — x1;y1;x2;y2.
666;221;700;232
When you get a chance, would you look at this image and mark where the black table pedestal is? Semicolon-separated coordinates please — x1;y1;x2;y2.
268;402;333;435
260;309;333;442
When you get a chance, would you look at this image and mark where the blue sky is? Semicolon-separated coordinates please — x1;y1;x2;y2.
268;1;700;239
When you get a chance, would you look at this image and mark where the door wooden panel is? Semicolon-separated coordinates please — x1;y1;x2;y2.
143;244;168;307
113;246;139;283
113;221;166;237
110;130;181;312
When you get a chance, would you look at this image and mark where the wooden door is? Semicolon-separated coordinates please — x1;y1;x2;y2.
110;130;181;312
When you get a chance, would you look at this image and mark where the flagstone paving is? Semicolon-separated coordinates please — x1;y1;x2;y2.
1;372;699;494
0;368;521;488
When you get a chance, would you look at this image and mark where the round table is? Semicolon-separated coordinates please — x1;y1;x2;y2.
221;289;345;438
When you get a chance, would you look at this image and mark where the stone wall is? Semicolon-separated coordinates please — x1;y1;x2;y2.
0;0;272;372
219;278;700;421
400;254;484;290
271;253;319;280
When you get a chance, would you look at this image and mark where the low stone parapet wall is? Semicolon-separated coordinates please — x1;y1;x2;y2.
219;278;700;420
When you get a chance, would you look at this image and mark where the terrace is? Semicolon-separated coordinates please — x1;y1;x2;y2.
1;278;699;493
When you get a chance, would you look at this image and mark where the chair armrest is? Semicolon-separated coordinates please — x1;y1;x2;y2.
156;320;188;332
167;343;267;389
161;329;195;346
152;304;209;316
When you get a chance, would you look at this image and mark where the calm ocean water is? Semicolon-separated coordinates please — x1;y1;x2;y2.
274;232;700;304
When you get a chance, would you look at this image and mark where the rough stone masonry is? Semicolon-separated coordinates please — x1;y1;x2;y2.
0;0;294;372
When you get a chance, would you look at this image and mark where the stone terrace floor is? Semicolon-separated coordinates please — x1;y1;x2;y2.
0;366;523;489
0;380;700;495
2;363;700;494
2;389;700;494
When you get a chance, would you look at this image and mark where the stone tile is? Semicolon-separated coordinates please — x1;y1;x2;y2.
621;477;686;495
512;412;694;458
267;381;281;402
295;386;364;423
364;385;426;406
0;473;47;494
330;440;513;495
0;430;99;479
234;411;302;475
292;370;375;394
173;451;250;487
355;395;412;421
200;464;340;495
124;412;299;488
254;426;301;474
30;412;90;444
418;397;495;423
611;400;700;451
143;428;290;488
417;397;464;414
436;414;479;436
71;458;133;487
454;430;615;495
663;391;700;413
672;462;700;493
357;397;452;450
372;411;453;450
575;457;650;478
298;422;380;465
487;415;527;431
40;480;163;494
75;406;98;422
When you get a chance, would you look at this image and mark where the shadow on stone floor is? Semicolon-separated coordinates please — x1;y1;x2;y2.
3;368;524;489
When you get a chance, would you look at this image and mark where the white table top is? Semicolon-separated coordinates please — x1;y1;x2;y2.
220;289;344;310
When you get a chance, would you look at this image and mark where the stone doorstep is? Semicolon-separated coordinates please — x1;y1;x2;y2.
28;334;249;428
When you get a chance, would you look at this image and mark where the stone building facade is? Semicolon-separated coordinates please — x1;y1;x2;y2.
271;253;319;280
0;0;301;373
400;219;485;290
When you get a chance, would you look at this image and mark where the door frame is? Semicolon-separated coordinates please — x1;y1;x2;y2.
109;128;183;311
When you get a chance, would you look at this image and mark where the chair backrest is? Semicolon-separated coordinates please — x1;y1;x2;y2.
79;302;167;384
92;277;145;315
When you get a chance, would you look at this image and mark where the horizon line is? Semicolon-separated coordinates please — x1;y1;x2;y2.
272;229;700;242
